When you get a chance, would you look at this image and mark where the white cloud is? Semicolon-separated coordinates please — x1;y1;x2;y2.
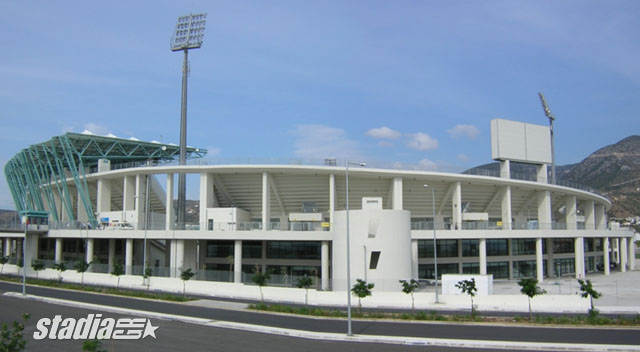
377;141;393;147
447;124;480;139
83;122;110;136
457;153;469;163
366;126;401;139
206;147;222;156
390;158;438;171
407;132;438;151
289;124;362;160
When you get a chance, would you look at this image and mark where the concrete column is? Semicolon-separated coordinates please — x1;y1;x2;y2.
392;177;403;210
108;239;115;272
96;179;111;213
234;240;242;283
321;241;329;290
329;174;335;227
200;173;215;229
183;240;197;272
123;176;135;211
166;174;174;231
23;235;38;276
77;188;89;222
620;238;628;273
411;239;419;280
537;190;552;230
603;237;610;275
125;239;133;275
536;164;548;184
135;175;147;230
479;238;487;275
565;196;577;230
4;238;10;256
86;238;94;272
546;239;555;278
500;160;510;179
583;200;595;230
595;204;606;230
262;172;271;231
615;238;621;264
54;238;63;262
574;237;585;278
176;239;185;275
501;186;512;230
536;238;544;282
452;181;462;230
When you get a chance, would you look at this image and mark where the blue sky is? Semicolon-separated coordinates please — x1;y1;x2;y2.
1;1;639;209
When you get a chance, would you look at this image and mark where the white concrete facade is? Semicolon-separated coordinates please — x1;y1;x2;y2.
2;163;635;293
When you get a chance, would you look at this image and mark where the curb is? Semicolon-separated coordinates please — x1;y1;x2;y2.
4;292;640;352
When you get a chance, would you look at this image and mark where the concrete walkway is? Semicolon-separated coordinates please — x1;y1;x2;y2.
3;264;640;315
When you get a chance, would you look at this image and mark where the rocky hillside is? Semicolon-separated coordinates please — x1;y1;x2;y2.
561;136;640;218
467;135;640;219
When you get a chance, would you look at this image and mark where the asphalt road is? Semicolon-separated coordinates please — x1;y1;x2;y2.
0;295;531;352
0;281;638;348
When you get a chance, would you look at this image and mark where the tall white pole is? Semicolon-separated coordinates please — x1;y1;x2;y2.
432;187;439;303
22;215;26;295
345;162;352;336
143;165;150;278
425;185;439;303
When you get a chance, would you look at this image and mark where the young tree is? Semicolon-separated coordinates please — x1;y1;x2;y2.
74;261;91;287
455;278;477;316
180;268;195;297
296;276;314;307
52;262;67;283
399;279;420;313
143;267;153;290
351;279;375;314
578;279;602;315
0;256;8;275
518;278;546;320
31;260;45;279
251;268;271;302
0;313;30;352
111;262;124;290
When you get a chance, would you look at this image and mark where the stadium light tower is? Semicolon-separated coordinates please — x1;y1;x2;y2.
538;92;556;185
171;13;207;229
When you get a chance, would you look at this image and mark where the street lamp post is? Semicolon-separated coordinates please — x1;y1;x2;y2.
346;161;366;336
143;162;151;280
22;214;26;295
424;185;439;303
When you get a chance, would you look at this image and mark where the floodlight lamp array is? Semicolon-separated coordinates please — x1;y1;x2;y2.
171;13;207;51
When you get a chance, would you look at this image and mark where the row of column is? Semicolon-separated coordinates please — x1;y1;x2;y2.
41;237;334;290
410;236;636;282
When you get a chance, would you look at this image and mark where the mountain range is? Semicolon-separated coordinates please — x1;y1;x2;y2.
468;135;640;219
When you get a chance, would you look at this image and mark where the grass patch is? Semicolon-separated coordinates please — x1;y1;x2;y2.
249;303;640;326
0;275;192;302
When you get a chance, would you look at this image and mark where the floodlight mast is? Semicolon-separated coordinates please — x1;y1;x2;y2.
538;92;556;185
171;13;207;229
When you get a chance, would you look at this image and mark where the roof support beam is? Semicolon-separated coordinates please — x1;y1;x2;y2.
268;176;286;215
213;177;236;207
483;187;503;213
437;182;455;215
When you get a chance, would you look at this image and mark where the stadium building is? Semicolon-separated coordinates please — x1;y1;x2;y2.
1;121;635;292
